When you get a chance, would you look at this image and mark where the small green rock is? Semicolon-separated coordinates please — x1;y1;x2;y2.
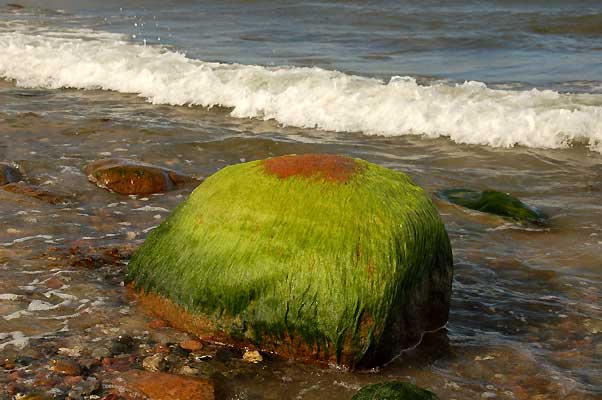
437;188;546;225
352;382;439;400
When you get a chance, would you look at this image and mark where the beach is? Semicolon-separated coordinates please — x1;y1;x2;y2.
0;1;601;399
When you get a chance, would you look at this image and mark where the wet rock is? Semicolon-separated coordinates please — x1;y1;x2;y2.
180;340;203;352
45;277;65;290
142;354;166;372
584;319;602;335
2;182;68;204
178;365;199;376
242;350;262;364
437;188;546;225
101;356;135;372
0;163;22;185
352;382;439;400
127;154;453;368
111;334;134;355
67;377;100;399
84;158;197;195
114;370;216;400
1;358;16;369
49;359;81;376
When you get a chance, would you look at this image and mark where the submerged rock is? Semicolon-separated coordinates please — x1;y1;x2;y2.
0;163;23;185
2;182;68;204
84;158;196;195
437;188;546;225
127;154;453;368
352;382;439;400
113;370;216;400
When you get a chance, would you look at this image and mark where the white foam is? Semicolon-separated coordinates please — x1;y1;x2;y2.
0;24;602;152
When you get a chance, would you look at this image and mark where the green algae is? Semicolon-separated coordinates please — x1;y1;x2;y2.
126;156;452;366
352;382;439;400
437;188;546;225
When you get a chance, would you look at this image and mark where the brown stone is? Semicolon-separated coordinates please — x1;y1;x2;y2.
84;158;197;195
0;163;22;185
2;182;67;204
179;340;203;352
49;359;81;376
101;356;135;372
45;277;64;290
115;370;215;400
262;154;361;183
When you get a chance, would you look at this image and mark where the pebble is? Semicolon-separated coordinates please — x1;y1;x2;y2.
142;354;166;372
111;334;134;355
178;365;199;376
180;340;203;352
481;392;497;399
49;359;81;376
242;350;263;364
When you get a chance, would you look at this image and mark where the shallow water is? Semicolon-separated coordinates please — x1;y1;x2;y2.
0;0;601;399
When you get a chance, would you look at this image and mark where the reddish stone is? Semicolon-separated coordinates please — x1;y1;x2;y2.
179;340;203;352
50;359;81;376
101;356;135;372
115;370;215;400
45;277;64;289
84;158;196;195
154;344;170;354
262;154;361;183
9;370;23;380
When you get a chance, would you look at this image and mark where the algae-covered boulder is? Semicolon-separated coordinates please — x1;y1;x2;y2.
352;382;439;400
127;154;453;368
437;188;546;225
84;158;196;195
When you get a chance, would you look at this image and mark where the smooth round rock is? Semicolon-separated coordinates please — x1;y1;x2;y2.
0;163;23;185
437;188;546;225
84;158;195;195
352;382;439;400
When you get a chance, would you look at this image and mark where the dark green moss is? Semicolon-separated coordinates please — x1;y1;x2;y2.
352;382;439;400
437;188;546;225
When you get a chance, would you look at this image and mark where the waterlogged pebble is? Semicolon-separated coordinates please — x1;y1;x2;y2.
0;163;23;185
49;359;81;376
66;377;101;399
111;334;134;355
178;365;199;376
84;158;197;195
242;350;262;364
180;340;203;352
352;381;439;400
584;319;602;334
481;392;497;399
143;353;166;372
437;188;546;225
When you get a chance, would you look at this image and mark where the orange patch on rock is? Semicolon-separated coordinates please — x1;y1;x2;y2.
262;154;361;183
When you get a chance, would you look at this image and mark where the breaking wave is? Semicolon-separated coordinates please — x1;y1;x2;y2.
1;24;601;153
